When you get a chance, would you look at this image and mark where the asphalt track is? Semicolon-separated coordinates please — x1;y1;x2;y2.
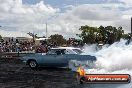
0;58;86;88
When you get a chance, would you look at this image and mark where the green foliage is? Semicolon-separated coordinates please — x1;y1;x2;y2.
79;25;98;44
0;35;2;40
48;34;66;46
0;35;4;43
122;33;131;40
79;25;125;44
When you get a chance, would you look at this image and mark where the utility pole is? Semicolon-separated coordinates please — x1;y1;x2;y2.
131;17;132;34
46;22;48;38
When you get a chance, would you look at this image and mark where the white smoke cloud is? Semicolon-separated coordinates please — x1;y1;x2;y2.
82;39;132;88
119;0;132;5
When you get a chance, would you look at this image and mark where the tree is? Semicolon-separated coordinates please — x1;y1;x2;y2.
79;25;98;44
48;34;66;46
78;25;125;44
0;35;2;39
27;32;38;43
98;25;107;43
103;26;124;44
116;26;124;41
0;35;2;42
104;26;116;44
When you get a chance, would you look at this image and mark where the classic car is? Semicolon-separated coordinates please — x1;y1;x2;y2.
21;47;96;69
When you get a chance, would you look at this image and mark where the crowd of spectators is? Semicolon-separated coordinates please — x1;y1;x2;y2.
0;38;33;53
0;38;49;53
0;37;84;53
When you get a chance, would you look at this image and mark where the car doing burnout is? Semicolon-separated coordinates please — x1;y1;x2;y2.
21;47;96;69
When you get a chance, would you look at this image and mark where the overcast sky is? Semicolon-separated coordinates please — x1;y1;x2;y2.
0;0;132;38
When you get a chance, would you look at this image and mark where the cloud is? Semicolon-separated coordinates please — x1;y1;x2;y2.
0;0;132;38
71;4;122;21
119;0;132;5
53;3;132;36
0;0;59;37
51;4;120;29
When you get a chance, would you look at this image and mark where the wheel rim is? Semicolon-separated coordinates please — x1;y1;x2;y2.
29;61;37;68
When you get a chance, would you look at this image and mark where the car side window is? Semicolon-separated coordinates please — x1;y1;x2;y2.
55;49;66;55
65;50;70;54
55;50;61;55
56;49;65;55
47;49;66;55
47;50;56;55
61;49;66;54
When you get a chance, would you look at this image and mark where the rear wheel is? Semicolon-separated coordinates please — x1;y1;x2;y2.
28;60;38;69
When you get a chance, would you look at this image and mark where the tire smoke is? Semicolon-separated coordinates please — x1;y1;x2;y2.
82;39;132;88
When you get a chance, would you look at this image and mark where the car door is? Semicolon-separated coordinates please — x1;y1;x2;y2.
41;49;67;67
41;49;57;66
54;54;68;67
55;49;68;66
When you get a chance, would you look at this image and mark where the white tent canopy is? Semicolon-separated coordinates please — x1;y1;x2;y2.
35;38;49;40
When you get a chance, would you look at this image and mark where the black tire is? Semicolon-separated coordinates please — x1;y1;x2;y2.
79;77;86;84
28;60;38;69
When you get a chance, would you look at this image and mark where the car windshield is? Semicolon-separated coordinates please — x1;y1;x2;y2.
72;49;83;54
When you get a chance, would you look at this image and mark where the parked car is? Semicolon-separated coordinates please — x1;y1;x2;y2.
21;47;96;69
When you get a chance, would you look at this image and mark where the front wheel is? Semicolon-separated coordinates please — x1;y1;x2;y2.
68;60;81;71
28;60;38;69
